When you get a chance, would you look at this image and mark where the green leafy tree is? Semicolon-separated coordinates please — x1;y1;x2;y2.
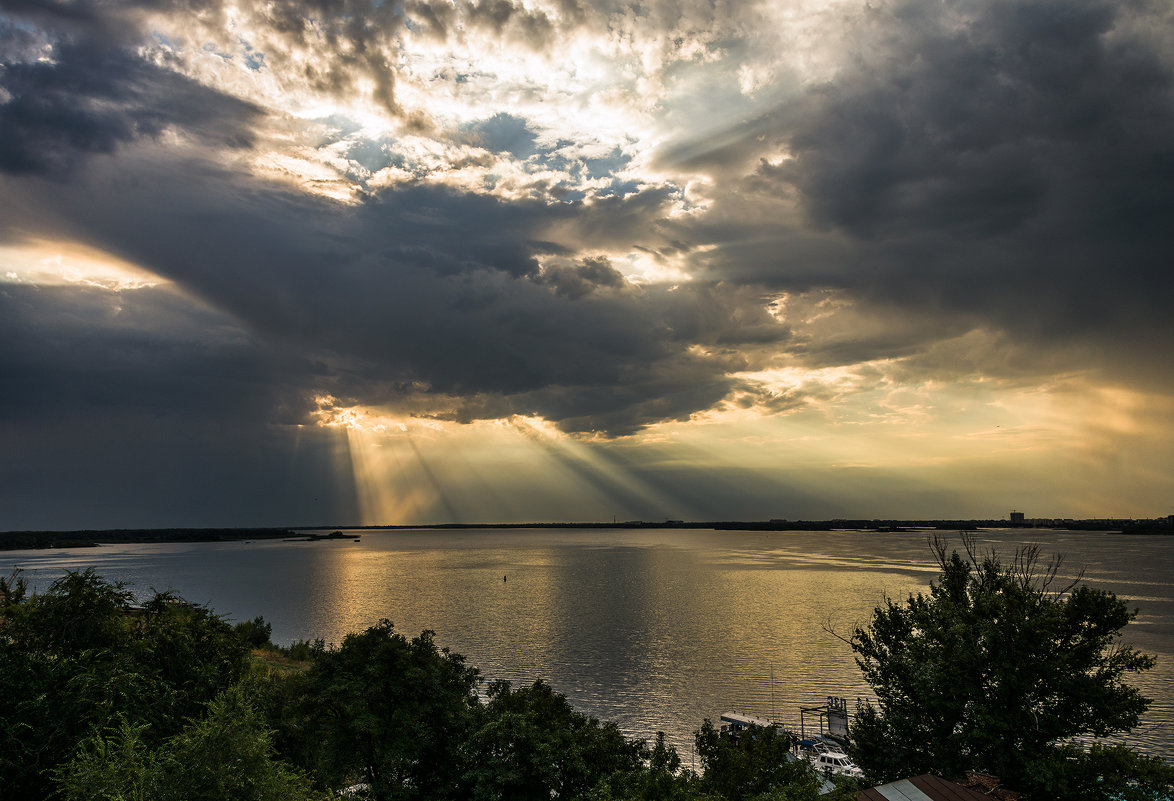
0;569;250;799
54;717;158;801
56;684;328;801
692;720;831;801
0;569;149;797
134;589;252;730
467;679;646;801
2;567;134;654
849;536;1164;799
588;731;704;801
294;620;481;799
236;615;274;648
1058;742;1174;801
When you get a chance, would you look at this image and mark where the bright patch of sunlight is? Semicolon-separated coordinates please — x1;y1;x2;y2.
309;399;688;525
0;241;165;290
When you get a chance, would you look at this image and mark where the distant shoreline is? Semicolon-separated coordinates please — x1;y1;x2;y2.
2;518;1171;550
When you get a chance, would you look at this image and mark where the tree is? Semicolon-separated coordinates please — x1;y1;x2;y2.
236;615;274;648
848;536;1164;799
466;679;646;801
692;719;847;801
56;684;329;801
589;731;701;801
293;620;481;799
0;569;250;799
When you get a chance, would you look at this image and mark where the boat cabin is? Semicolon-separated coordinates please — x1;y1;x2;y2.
804;750;864;779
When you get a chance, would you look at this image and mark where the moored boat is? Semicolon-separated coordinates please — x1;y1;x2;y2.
797;744;863;779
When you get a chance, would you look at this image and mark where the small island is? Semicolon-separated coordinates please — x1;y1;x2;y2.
285;531;361;542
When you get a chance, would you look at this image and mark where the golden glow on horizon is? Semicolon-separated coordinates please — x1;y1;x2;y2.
303;371;1174;524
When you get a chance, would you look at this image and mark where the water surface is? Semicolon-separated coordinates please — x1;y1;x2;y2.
4;528;1171;762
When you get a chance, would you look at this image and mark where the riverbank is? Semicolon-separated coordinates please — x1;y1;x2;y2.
0;528;298;550
6;517;1171;551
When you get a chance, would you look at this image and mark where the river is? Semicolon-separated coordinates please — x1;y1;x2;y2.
3;528;1171;762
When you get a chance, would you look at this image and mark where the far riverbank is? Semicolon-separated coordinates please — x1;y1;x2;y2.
4;517;1172;550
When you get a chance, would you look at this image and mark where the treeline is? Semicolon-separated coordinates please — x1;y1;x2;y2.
0;569;854;801
0;528;301;550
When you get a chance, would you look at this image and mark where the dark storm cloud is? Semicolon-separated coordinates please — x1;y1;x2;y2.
0;282;319;425
433;362;734;436
234;0;405;115
0;411;358;530
780;0;1173;241
1;147;782;434
3;0;408;121
5;0;1172;453
0;0;779;438
536;256;626;299
0;27;260;176
666;0;1174;382
0;0;109;32
0;280;360;529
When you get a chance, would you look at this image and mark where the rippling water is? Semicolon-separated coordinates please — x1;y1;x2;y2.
3;528;1171;761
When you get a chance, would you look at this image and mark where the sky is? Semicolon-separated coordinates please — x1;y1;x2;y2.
1;0;1172;530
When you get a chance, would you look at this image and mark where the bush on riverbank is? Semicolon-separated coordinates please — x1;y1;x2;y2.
0;568;855;801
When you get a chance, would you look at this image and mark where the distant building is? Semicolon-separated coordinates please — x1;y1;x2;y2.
1009;511;1025;526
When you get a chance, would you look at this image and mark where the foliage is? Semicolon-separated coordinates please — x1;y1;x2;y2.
292;619;482;799
692;720;830;801
0;569;250;799
27;558;1163;801
1005;741;1174;801
56;684;328;801
55;717;158;801
467;679;647;801
236;615;274;647
589;731;705;801
280;636;326;661
849;536;1163;799
9;568;812;801
3;567;134;654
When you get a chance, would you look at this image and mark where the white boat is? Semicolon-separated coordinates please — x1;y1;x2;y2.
799;747;864;779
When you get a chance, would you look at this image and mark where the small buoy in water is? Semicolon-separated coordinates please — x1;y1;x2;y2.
503;575;507;582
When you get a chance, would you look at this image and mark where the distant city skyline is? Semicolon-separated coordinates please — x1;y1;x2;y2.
2;0;1172;530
